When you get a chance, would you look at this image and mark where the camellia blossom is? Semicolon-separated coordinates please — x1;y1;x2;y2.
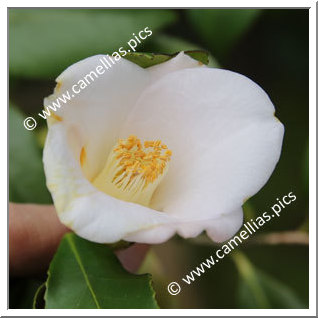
43;52;284;244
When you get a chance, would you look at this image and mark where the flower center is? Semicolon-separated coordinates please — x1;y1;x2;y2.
92;135;172;206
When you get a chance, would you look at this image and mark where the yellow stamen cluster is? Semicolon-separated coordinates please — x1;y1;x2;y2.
113;135;172;188
92;135;172;207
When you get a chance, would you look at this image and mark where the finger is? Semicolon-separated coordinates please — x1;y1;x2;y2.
9;203;150;276
9;203;70;276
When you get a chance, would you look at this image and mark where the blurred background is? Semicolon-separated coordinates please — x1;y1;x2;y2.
9;8;309;309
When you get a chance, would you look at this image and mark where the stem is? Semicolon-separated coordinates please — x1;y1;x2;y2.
251;231;309;245
187;230;309;246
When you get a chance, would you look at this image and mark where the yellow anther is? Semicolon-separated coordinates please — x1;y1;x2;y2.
110;135;172;188
92;135;172;207
165;150;172;157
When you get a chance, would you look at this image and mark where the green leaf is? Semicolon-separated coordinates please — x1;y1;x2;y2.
143;34;219;67
33;283;46;309
9;104;52;203
186;9;261;58
45;233;159;309
123;50;209;68
232;251;305;309
9;9;177;79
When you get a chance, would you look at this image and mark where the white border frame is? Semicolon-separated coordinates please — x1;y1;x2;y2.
3;1;316;316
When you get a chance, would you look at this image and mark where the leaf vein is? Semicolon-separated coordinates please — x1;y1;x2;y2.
66;235;101;309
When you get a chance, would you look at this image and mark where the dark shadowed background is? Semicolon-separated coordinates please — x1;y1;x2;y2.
9;8;309;309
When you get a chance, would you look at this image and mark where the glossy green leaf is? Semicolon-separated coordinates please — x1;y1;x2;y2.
123;50;209;68
9;9;177;78
144;34;219;67
45;233;158;309
186;9;260;58
232;251;305;309
9;104;51;203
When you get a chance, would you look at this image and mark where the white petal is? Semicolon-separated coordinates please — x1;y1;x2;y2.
120;68;284;224
44;55;150;181
43;55;283;245
205;208;244;242
124;224;176;244
125;208;243;244
43;124;175;243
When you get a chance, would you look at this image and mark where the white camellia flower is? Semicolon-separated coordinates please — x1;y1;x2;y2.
43;52;284;244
